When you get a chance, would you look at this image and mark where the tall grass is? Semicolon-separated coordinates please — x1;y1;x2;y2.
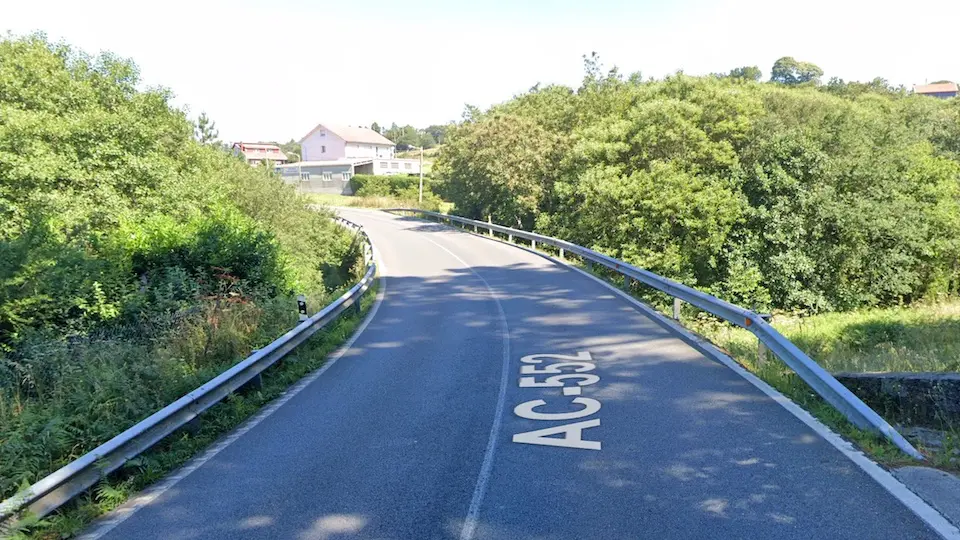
688;300;960;374
304;193;454;213
0;287;335;505
3;283;377;539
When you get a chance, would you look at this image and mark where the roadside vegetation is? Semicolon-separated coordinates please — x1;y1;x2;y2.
0;34;366;535
436;54;960;316
690;300;960;374
432;54;960;461
305;174;453;213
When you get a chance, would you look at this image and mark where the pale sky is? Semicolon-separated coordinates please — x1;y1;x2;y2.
5;0;958;143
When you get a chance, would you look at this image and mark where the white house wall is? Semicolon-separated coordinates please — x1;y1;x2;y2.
302;129;346;161
372;159;421;175
344;143;394;159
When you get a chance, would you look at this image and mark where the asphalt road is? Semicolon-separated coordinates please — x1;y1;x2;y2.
85;209;941;540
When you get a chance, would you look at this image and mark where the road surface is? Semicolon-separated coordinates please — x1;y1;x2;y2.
85;209;941;539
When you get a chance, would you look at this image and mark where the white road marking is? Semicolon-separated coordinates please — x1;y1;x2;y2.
78;238;389;540
563;387;582;396
513;419;602;450
455;224;960;540
514;397;601;421
382;222;510;540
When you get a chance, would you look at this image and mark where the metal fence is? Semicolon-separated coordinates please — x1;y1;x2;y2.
386;208;924;460
0;218;377;529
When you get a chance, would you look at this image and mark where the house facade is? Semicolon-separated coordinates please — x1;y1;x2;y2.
232;142;289;166
913;82;958;99
301;124;396;161
279;123;421;194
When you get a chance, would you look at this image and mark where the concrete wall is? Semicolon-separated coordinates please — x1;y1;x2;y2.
302;129;346;161
836;372;960;428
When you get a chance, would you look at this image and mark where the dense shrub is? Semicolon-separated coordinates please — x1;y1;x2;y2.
348;174;446;211
0;35;354;348
0;34;360;504
436;69;960;312
350;173;437;197
434;71;960;311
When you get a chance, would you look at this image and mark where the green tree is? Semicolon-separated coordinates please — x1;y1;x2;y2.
728;66;762;81
279;139;301;161
436;61;960;311
371;121;381;133
770;56;824;85
423;124;450;144
435;113;562;228
194;111;219;144
418;131;437;149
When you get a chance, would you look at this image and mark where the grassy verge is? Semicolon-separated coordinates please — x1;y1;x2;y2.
304;193;454;213
687;301;960;373
6;282;379;540
472;228;960;470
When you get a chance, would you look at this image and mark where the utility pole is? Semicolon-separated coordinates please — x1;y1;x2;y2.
418;144;424;203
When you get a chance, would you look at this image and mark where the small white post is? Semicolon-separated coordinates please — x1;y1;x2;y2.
673;298;682;320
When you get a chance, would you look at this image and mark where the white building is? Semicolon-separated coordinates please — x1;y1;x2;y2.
277;123;422;194
301;124;396;161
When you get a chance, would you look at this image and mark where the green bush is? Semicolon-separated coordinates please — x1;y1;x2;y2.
0;33;362;508
436;69;960;313
123;211;287;295
350;174;437;198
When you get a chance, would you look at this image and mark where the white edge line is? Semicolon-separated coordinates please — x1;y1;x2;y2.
403;228;510;540
78;247;388;540
408;213;960;540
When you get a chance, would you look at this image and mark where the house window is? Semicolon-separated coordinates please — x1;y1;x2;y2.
404;162;412;170
391;162;399;169
322;172;333;181
321;145;326;153
300;172;310;180
342;171;352;181
380;161;388;168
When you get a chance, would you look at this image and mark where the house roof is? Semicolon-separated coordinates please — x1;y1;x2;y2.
299;123;395;146
914;82;958;94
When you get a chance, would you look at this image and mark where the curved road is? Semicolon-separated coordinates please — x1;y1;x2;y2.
84;209;942;539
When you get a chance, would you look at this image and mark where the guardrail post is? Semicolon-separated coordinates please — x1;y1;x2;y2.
559;248;565;259
297;294;308;321
508;233;513;242
474;224;478;232
757;313;772;365
757;340;768;365
532;239;536;250
623;275;631;291
586;260;592;272
673;298;682;321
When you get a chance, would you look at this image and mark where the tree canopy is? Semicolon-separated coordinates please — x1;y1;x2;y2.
0;35;352;347
436;57;960;313
770;56;824;85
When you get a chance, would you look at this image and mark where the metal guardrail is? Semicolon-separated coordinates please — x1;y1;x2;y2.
0;218;377;529
386;208;924;460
